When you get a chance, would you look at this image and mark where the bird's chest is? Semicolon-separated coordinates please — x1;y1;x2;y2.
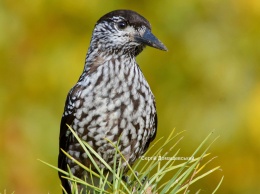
71;68;155;163
75;63;154;126
68;62;156;169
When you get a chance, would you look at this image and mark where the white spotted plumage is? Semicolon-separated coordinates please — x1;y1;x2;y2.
59;9;167;194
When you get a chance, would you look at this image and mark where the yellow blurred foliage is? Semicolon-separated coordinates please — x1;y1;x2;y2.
1;0;260;193
247;84;260;150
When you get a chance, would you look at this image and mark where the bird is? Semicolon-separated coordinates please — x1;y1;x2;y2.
58;9;167;193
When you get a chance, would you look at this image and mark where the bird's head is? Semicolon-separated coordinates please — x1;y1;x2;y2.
90;10;167;57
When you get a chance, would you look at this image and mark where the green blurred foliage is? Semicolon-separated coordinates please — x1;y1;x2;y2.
1;0;260;193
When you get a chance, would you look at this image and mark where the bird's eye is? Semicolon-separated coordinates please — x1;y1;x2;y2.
117;21;127;30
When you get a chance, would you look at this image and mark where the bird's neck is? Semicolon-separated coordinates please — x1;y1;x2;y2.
83;46;136;73
78;48;139;85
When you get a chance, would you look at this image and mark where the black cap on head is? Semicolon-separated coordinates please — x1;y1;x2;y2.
97;9;151;30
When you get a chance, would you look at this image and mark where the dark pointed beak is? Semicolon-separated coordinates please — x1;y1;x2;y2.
134;28;167;51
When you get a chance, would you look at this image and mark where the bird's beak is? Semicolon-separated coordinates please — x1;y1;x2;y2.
134;28;167;51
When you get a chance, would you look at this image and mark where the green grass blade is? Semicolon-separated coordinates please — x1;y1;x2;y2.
212;175;224;194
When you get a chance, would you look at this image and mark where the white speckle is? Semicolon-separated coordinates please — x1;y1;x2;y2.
129;123;137;139
123;91;130;100
122;145;131;154
111;125;119;135
143;130;147;137
122;127;129;137
68;150;74;156
88;132;93;138
110;111;120;120
141;84;146;93
88;140;93;147
109;91;115;98
75;100;81;108
132;90;138;100
125;101;133;115
128;65;134;82
84;95;93;105
106;135;114;141
82;153;88;159
115;99;121;106
96;139;105;147
74;165;80;171
130;153;135;161
134;141;140;148
118;86;123;93
82;77;90;87
78;127;84;134
108;103;115;111
122;136;129;146
95;141;102;148
78;118;86;128
94;133;104;141
75;109;82;119
124;98;130;106
138;127;143;135
118;68;125;80
88;127;97;138
81;85;93;97
120;119;126;128
65;130;71;137
75;151;80;158
138;117;144;129
99;120;107;127
70;168;75;174
139;96;145;110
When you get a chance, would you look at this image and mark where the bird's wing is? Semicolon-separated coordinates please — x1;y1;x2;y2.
150;107;158;142
58;84;82;192
142;100;157;155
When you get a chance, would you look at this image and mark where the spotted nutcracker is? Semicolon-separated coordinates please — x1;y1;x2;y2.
58;9;167;193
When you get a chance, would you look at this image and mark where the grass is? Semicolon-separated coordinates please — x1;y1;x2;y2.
40;127;224;193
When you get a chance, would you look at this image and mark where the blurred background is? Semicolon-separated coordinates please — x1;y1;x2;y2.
1;0;260;193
